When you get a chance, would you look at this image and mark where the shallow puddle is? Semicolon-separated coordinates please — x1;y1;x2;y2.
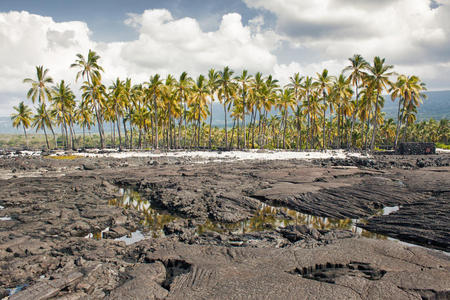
108;188;390;241
114;230;145;245
104;188;448;256
108;188;177;238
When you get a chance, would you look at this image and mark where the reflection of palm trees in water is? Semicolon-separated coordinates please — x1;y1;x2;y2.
109;189;176;237
109;189;389;240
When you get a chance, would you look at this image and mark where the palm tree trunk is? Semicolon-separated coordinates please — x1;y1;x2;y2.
349;82;359;148
337;104;341;148
306;92;311;149
251;109;256;149
237;117;240;149
82;126;85;148
229;119;235;149
130;124;133;149
183;98;187;149
93;104;104;148
197;104;201;149
370;92;380;150
296;106;301;151
49;124;57;149
23;125;28;148
394;98;403;149
153;95;159;149
322;92;327;150
242;91;246;149
43;125;49;149
122;116;128;149
209;99;213;149
223;101;228;149
283;107;287;149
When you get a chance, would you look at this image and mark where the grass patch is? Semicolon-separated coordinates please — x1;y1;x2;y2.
436;143;450;150
45;155;81;160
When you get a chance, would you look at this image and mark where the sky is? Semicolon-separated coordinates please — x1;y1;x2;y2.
0;0;449;116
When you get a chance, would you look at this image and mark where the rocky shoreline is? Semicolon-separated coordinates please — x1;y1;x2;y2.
0;151;449;299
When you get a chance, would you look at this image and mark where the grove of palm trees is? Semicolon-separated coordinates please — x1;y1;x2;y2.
15;51;448;152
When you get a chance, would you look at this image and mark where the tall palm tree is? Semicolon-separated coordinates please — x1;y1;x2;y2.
81;76;106;148
367;57;394;150
331;74;353;147
71;49;105;148
161;75;179;149
315;69;335;149
235;70;253;149
343;54;369;148
110;78;126;149
23;65;56;148
207;69;220;149
249;72;265;148
278;88;296;149
217;66;235;149
75;102;94;148
147;74;164;149
175;72;193;148
71;49;104;83
11;101;32;148
33;103;54;149
191;75;209;148
301;76;316;149
287;73;304;150
52;80;76;149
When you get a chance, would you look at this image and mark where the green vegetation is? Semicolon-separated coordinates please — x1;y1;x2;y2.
45;155;81;160
436;143;450;150
11;51;448;151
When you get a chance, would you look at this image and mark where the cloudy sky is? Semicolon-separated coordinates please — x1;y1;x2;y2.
0;0;448;116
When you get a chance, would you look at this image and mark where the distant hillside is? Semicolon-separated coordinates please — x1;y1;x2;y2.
1;90;448;134
383;90;449;121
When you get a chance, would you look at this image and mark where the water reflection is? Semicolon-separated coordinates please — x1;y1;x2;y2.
85;227;109;240
115;230;145;245
197;204;385;239
108;188;176;238
109;189;386;240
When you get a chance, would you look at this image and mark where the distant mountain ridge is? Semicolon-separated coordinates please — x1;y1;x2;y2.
1;90;448;134
382;90;449;121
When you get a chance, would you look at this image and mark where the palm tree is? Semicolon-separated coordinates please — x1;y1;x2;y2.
367;57;394;150
71;49;104;83
331;74;353;147
191;75;209;148
52;80;76;149
301;76;316;149
287;73;304;150
343;54;369;148
23;65;56;148
11;101;32;147
217;66;235;149
235;70;253;149
207;69;220;149
316;69;335;149
161;75;179;149
110;78;126;149
71;49;105;148
249;72;265;148
81;76;106;148
175;72;193;148
75;102;94;148
278;88;296;148
33;103;53;149
147;75;164;149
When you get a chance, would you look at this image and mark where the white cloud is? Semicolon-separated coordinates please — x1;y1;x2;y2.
0;9;282;115
0;3;449;116
245;0;450;82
